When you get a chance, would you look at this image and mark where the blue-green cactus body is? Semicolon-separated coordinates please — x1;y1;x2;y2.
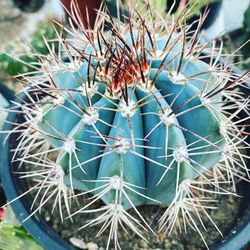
152;69;224;173
60;95;117;190
135;87;193;205
35;33;226;210
97;93;146;207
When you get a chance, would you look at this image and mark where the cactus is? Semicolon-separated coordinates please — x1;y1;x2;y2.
6;2;250;249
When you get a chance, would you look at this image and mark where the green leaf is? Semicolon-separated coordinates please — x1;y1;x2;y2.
0;223;43;250
243;5;250;33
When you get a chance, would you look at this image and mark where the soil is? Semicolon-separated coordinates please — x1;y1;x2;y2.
18;148;247;250
35;184;242;250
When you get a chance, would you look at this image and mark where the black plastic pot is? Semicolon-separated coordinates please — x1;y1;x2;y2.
0;92;74;250
188;2;222;31
214;197;250;250
165;0;222;31
13;0;45;13
213;84;250;250
0;81;14;206
0;81;14;105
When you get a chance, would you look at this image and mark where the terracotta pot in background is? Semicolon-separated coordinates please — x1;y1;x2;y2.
60;0;102;28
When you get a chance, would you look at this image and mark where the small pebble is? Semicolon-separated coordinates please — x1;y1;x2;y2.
164;239;172;249
139;239;148;248
45;215;51;221
86;242;99;250
69;237;87;249
61;229;71;237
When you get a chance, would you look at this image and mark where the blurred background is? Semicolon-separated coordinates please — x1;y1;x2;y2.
0;0;249;80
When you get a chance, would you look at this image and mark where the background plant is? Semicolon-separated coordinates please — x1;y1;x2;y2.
4;1;250;249
0;0;64;80
0;206;42;250
0;21;58;78
0;223;42;250
220;4;250;71
120;0;220;17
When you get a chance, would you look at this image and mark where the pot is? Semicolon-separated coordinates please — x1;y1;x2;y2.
12;0;46;13
60;0;102;29
0;92;73;250
60;0;127;29
213;84;250;250
0;81;14;207
0;82;14;104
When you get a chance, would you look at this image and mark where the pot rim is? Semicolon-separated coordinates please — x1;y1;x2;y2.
0;92;74;250
0;81;14;102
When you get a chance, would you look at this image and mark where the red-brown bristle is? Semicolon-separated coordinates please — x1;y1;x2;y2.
109;57;147;91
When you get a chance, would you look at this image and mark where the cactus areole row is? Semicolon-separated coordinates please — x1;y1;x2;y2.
6;2;249;249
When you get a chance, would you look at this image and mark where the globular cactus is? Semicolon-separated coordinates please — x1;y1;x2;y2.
7;1;250;249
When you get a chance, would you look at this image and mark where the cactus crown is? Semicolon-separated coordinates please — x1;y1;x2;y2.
6;1;250;249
